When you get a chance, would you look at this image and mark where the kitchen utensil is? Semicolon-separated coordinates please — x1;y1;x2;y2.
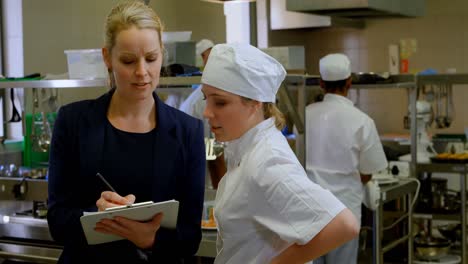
205;138;216;160
352;72;390;84
444;83;454;128
8;88;21;122
438;224;461;242
212;141;225;157
413;255;461;264
30;89;52;152
48;88;59;112
435;84;445;128
414;235;451;260
37;112;52;152
41;88;59;112
431;178;448;211
30;88;40;152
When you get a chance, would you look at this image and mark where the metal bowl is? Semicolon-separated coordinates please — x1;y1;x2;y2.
438;224;461;242
414;236;451;260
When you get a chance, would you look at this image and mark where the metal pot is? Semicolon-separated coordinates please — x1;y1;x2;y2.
438;224;462;242
414;235;451;260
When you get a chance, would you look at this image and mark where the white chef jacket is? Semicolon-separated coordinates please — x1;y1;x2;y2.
305;94;388;223
214;118;346;264
179;86;210;137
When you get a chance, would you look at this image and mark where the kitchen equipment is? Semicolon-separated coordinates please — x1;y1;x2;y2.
414;235;451;260
286;0;424;17
205;138;224;160
414;255;461;264
38;112;52;152
205;138;215;160
0;96;3;138
431;178;448;210
363;180;380;210
433;83;455;129
42;88;59;112
8;88;21;122
399;100;437;162
0;205;62;263
444;84;454;128
352;72;390;84
438;224;462;242
372;173;399;185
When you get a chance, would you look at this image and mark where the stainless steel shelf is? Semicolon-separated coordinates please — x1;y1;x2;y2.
159;76;201;86
0;76;201;89
417;74;468;85
416;163;468;174
352;82;415;90
284;74;415;89
413;213;461;221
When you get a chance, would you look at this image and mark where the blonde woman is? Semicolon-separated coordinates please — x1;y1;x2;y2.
47;1;205;263
201;43;359;264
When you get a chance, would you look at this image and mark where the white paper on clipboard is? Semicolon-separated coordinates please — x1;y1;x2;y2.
80;199;179;245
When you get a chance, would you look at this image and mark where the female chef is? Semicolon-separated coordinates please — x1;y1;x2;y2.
201;43;360;264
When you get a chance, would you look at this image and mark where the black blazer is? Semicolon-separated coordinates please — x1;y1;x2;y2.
47;91;205;264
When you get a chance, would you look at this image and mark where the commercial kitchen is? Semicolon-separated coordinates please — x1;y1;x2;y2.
0;0;468;263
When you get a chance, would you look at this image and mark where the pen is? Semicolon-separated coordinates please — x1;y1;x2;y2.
96;173;117;193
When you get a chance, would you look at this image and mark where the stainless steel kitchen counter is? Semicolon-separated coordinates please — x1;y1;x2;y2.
0;213;218;262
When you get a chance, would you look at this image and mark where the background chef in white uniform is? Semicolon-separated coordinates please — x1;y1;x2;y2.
305;53;388;264
201;43;359;264
180;39;214;129
180;39;226;189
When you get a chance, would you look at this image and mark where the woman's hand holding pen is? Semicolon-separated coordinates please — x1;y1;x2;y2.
94;191;165;249
96;191;136;211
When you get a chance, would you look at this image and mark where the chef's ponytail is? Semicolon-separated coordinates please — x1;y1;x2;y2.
263;103;285;130
241;97;285;130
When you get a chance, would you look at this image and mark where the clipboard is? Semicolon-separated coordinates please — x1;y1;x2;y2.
80;199;179;245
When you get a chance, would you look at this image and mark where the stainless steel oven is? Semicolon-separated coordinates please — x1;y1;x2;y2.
0;178;62;264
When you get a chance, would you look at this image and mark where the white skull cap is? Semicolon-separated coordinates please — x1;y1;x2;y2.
319;53;351;81
196;39;214;56
201;43;286;102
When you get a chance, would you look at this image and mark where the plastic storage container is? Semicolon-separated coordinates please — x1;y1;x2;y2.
64;49;107;79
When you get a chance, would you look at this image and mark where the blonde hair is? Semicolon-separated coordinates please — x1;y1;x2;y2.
263;103;285;130
104;1;164;89
104;0;164;51
241;97;285;130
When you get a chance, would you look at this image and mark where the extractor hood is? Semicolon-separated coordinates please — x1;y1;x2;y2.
286;0;425;18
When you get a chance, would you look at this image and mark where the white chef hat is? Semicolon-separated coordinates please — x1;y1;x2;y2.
319;53;351;81
196;39;215;56
201;43;286;103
